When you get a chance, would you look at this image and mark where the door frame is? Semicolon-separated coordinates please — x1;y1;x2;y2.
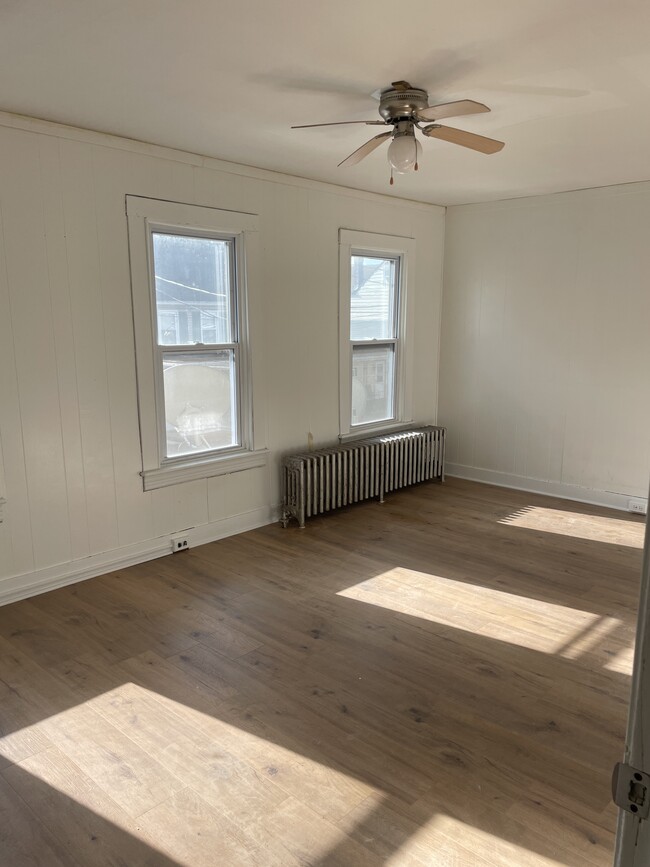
614;481;650;865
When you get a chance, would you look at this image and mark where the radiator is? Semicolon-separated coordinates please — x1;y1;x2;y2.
280;425;445;528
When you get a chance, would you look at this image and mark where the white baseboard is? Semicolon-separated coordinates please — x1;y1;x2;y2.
0;505;278;608
446;463;647;513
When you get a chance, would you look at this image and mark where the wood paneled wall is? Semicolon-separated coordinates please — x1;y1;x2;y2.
440;184;650;504
0;114;445;596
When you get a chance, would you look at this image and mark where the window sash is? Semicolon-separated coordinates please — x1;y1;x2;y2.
351;342;396;427
157;342;238;352
157;346;242;461
350;252;401;342
152;230;238;347
350;338;397;348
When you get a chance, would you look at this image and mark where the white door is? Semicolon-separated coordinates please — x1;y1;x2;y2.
614;488;650;865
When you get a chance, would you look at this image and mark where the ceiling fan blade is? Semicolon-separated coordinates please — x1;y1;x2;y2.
422;124;504;154
291;120;386;129
416;99;490;122
338;131;392;167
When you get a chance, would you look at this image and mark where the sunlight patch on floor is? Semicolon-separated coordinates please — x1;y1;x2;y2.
338;567;631;662
499;505;645;548
554;614;621;659
1;681;378;866
605;645;636;675
386;813;572;867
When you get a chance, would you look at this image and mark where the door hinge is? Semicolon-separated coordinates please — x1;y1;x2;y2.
613;762;650;819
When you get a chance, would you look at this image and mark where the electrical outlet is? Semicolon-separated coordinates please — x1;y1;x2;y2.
171;536;190;552
628;498;648;516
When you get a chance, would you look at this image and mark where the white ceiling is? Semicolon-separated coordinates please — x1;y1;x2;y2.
2;0;650;205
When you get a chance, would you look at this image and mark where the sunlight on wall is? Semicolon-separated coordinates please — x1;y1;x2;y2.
338;567;632;669
499;506;645;548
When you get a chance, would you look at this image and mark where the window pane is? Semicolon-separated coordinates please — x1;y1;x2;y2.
351;344;395;426
153;233;232;346
350;255;397;340
162;351;237;457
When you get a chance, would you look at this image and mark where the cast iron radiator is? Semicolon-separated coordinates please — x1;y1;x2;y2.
280;425;445;528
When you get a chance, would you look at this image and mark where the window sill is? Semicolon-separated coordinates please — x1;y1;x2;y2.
339;421;414;443
141;449;269;491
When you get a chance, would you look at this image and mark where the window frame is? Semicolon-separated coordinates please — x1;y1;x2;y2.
338;229;416;440
127;196;267;491
149;227;244;463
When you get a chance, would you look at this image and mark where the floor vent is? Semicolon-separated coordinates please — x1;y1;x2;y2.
281;425;445;528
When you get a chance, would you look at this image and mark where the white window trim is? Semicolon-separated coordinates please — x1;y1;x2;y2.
338;228;416;440
126;196;268;491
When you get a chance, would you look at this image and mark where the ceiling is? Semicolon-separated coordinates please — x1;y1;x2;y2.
1;0;650;205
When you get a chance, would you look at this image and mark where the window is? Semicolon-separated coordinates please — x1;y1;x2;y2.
339;229;415;438
127;197;267;490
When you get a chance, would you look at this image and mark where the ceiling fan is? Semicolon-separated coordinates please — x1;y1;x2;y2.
292;81;505;184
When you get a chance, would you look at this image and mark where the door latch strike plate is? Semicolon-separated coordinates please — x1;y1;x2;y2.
612;762;650;819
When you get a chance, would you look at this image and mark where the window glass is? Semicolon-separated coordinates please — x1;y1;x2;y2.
350;255;397;341
351;344;395;426
153;233;232;346
162;351;237;456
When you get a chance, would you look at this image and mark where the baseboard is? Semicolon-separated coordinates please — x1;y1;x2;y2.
446;463;647;513
0;505;278;608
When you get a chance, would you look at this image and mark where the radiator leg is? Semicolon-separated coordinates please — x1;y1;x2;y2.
298;468;306;528
280;508;290;529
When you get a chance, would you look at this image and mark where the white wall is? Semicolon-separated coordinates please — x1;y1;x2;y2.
0;113;445;603
439;183;650;507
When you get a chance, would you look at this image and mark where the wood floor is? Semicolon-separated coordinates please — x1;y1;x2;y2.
0;478;644;866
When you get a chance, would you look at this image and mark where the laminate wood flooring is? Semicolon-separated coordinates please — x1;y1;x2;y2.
0;478;644;866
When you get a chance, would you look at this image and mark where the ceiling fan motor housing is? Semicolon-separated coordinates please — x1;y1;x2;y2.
378;86;429;122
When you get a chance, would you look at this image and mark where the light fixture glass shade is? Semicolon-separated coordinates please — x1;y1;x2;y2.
387;134;422;173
